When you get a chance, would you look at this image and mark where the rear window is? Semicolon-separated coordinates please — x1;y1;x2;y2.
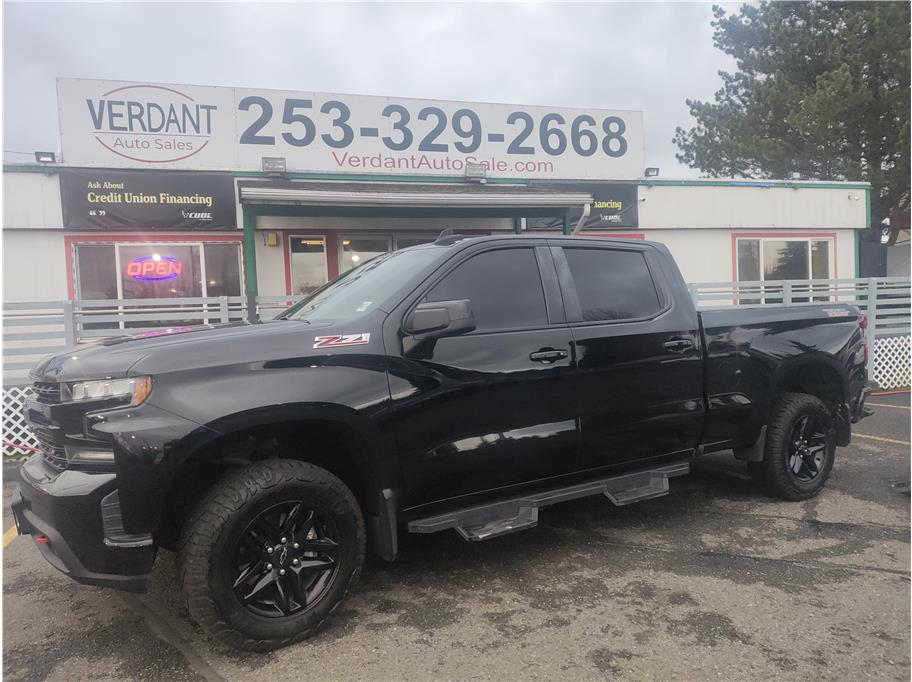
563;247;662;321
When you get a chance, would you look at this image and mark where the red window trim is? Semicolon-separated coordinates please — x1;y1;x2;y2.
730;231;838;282
64;233;243;299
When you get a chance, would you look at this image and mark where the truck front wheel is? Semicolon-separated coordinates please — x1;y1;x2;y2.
178;459;365;651
750;392;836;501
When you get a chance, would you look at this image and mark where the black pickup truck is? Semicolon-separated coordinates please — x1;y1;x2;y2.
13;234;870;650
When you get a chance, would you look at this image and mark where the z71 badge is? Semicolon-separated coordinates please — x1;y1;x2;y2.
313;333;371;349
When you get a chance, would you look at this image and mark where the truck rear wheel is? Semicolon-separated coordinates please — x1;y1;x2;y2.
750;392;836;501
178;459;365;651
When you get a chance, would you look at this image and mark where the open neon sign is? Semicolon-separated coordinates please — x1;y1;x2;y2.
126;255;183;281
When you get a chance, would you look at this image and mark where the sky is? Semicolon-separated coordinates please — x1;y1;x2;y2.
2;1;738;177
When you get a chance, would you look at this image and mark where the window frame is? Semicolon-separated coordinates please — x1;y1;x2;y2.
402;242;563;336
551;243;672;327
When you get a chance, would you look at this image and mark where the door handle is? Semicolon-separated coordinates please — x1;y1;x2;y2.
529;348;569;363
663;338;695;353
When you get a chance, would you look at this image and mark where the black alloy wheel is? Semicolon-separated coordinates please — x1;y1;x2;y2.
786;415;828;483
233;501;340;618
179;459;365;651
750;392;836;501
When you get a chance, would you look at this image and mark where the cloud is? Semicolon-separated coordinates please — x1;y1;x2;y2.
3;1;736;176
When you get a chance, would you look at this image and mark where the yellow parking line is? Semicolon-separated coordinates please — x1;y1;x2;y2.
855;433;911;446
3;525;18;548
867;403;911;410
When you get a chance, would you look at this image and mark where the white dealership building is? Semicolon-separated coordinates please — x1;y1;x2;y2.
3;79;872;307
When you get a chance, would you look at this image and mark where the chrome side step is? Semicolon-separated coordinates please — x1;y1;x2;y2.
407;462;689;542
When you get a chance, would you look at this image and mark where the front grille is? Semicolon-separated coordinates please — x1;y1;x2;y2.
41;445;68;470
32;381;62;404
26;396;68;470
30;424;61;447
30;424;67;470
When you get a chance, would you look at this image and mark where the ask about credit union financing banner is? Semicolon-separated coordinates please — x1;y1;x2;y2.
56;78;645;180
59;169;237;229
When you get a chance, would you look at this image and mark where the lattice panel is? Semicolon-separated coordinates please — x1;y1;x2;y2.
872;335;911;390
2;386;39;457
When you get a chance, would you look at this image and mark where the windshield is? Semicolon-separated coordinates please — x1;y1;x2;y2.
283;246;443;322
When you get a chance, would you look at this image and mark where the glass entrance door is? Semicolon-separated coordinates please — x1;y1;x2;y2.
289;236;328;294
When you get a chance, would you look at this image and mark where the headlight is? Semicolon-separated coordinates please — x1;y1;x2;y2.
69;376;152;406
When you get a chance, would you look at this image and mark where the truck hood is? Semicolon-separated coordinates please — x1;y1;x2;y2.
30;319;348;383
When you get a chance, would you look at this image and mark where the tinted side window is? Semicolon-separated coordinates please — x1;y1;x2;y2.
563;247;661;321
425;248;548;331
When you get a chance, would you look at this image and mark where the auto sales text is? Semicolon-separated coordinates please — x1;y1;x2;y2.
330;151;554;174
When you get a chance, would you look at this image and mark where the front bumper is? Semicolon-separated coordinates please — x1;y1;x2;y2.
11;455;153;592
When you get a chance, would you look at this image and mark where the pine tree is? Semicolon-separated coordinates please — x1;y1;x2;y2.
674;2;910;242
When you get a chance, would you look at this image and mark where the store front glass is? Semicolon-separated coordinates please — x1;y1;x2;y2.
74;241;243;300
394;235;436;250
75;245;118;300
336;234;437;273
203;243;244;298
289;236;327;294
119;244;203;299
736;237;832;304
341;236;391;272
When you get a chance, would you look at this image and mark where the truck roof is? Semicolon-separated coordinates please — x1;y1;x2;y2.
423;232;660;249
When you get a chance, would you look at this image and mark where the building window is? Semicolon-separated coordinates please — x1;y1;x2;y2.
119;244;203;299
340;236;391;272
289;236;327;294
337;234;439;273
204;243;244;298
75;244;117;300
74;241;242;301
394;235;436;250
736;237;833;303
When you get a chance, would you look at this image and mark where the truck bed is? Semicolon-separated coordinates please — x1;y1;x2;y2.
698;302;866;453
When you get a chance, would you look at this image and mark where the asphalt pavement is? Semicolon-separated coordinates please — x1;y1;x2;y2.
3;393;910;681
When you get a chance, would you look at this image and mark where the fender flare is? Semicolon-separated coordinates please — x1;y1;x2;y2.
171;402;401;517
768;352;850;408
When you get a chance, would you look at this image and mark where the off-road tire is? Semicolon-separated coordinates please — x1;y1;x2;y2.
178;459;365;651
751;392;836;501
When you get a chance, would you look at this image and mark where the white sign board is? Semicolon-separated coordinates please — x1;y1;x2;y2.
58;79;645;179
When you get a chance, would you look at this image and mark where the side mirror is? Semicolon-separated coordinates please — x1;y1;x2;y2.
403;299;475;340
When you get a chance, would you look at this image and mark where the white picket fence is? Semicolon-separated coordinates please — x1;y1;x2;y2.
2;279;909;456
